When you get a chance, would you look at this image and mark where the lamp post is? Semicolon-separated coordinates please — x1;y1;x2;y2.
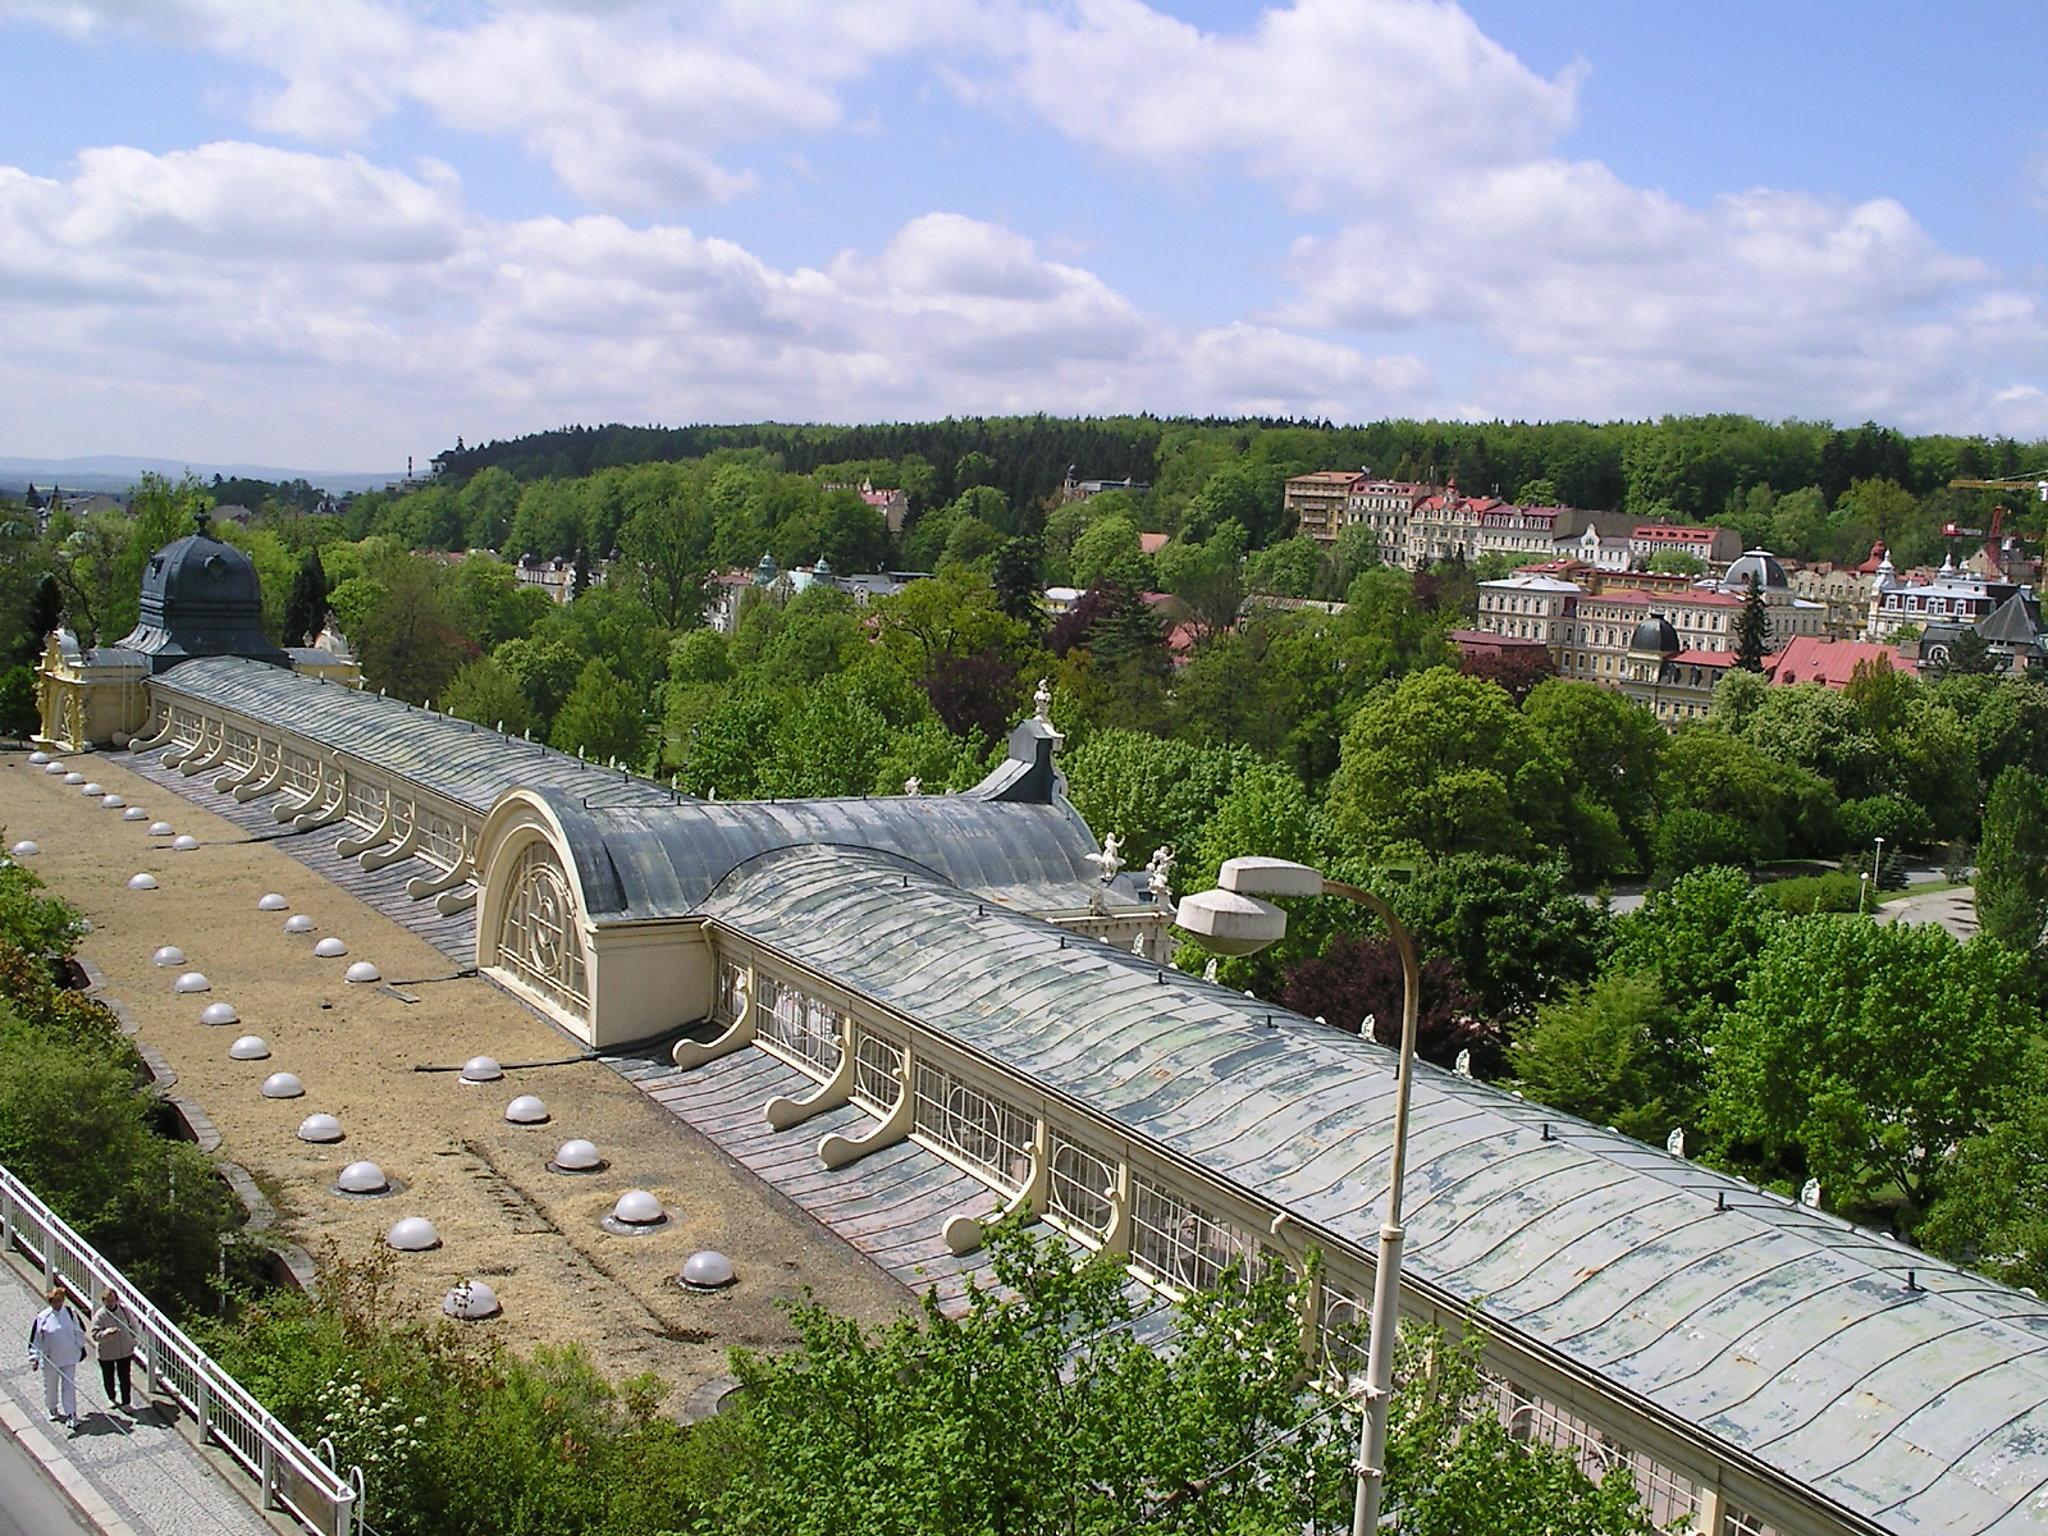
1173;856;1418;1536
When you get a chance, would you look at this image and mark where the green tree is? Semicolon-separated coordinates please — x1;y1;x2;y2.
1707;919;2038;1210
1070;513;1153;592
1154;522;1246;639
346;558;479;703
1245;535;1323;598
457;465;520;550
281;547;329;646
441;657;533;738
1977;766;2048;949
1920;1049;2048;1291
494;631;589;735
1732;574;1769;671
705;1223;1656;1536
618;475;716;628
1391;854;1608;1021
1510;972;1673;1142
1522;679;1666;855
1064;730;1259;878
1327;670;1565;859
549;661;646;765
990;536;1044;628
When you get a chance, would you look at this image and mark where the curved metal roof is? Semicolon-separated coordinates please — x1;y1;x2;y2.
525;783;1131;921
151;655;682;812
698;844;2048;1536
151;656;1140;918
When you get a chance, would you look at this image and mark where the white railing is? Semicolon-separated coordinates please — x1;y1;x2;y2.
0;1160;362;1536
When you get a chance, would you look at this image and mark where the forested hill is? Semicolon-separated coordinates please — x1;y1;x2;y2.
429;414;2045;522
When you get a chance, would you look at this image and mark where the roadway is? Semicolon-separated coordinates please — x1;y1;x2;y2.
0;1417;93;1536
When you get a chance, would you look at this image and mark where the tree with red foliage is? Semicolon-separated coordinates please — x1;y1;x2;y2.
1279;934;1502;1073
921;647;1019;744
1458;644;1555;704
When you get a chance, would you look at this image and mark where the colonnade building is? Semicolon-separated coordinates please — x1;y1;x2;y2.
31;524;2048;1536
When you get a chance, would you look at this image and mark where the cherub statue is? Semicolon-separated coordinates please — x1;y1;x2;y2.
1033;677;1052;722
903;775;922;795
1144;844;1175;896
1201;958;1219;984
1086;831;1123;882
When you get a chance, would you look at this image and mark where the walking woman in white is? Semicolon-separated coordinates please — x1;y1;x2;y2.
89;1289;139;1411
27;1285;88;1425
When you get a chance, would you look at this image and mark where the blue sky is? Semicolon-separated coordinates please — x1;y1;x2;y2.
0;1;2042;470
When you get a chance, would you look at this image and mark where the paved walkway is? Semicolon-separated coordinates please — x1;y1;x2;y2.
1880;885;1979;939
0;1256;280;1536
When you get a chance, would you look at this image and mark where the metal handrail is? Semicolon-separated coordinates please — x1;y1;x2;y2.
0;1161;362;1536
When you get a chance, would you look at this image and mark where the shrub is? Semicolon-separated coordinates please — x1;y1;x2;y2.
1837;793;1932;853
1762;872;1863;914
1650;809;1753;880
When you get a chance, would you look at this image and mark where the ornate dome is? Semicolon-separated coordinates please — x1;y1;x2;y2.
1628;614;1681;655
1723;549;1787;592
115;512;288;672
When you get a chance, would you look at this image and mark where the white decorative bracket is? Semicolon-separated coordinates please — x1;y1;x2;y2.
672;973;754;1070
359;811;421;871
129;712;175;753
335;790;393;858
434;884;478;916
178;723;228;777
764;1018;858;1130
406;829;475;900
818;1059;915;1169
941;1141;1047;1256
232;750;288;802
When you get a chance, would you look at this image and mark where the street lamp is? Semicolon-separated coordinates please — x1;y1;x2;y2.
1860;834;1887;914
1174;855;1418;1536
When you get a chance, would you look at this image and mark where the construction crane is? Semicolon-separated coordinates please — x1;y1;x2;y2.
1947;474;2048;501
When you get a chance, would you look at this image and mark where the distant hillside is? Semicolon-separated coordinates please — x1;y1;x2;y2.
0;455;402;497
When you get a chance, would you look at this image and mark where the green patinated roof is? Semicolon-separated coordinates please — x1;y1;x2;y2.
699;843;2048;1536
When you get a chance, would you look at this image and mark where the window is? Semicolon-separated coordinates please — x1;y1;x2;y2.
1047;1131;1115;1236
280;751;318;795
497;840;589;1014
713;959;747;1023
1130;1175;1260;1294
913;1062;1034;1189
757;974;843;1073
1318;1275;1370;1374
853;1029;905;1110
1723;1509;1779;1536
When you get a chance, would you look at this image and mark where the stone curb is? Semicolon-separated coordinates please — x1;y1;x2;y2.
0;1395;142;1536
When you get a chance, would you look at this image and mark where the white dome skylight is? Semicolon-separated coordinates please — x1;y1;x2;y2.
151;945;186;967
260;1072;304;1099
312;937;347;957
551;1138;602;1172
344;961;381;983
459;1056;503;1084
503;1095;548;1125
680;1251;736;1291
296;1113;343;1143
228;1035;270;1061
257;893;288;911
9;841;38;858
171;835;199;851
336;1161;389;1194
199;1002;239;1025
147;821;174;836
172;971;209;992
283;914;314;933
387;1216;440;1251
127;873;158;890
442;1279;500;1319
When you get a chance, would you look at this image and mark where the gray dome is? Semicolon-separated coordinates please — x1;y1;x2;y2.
1724;549;1787;592
1629;614;1680;654
114;514;288;672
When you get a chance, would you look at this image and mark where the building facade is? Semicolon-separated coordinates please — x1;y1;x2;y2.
1475;550;1825;701
1282;470;1365;543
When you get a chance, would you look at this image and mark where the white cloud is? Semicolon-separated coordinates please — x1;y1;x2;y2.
978;0;1581;206
0;142;1410;462
1;0;993;211
1277;158;2029;431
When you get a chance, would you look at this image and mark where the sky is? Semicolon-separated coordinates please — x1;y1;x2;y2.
0;0;2044;472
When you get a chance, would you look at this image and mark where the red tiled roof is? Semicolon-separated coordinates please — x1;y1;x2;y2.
1764;635;1919;689
1632;524;1717;541
1582;589;1743;609
1669;650;1733;666
1139;531;1169;555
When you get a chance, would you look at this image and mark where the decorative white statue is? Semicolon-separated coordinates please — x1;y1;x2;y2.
1033;677;1052;723
1201;958;1219;984
1131;932;1146;956
1144;844;1175;897
1665;1127;1686;1158
1453;1048;1472;1078
903;776;922;795
1800;1177;1822;1209
1086;831;1123;882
